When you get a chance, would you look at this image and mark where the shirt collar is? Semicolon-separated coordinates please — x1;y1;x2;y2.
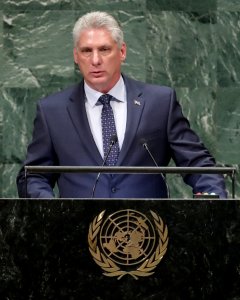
84;76;126;108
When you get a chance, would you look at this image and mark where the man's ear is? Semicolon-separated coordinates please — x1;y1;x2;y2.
120;43;127;62
73;48;78;64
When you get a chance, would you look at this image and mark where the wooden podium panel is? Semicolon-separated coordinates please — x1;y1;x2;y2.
0;199;240;300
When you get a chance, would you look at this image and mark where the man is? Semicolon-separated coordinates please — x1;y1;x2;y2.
16;11;227;198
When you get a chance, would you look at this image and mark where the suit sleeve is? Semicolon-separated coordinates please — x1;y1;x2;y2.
16;102;59;198
167;89;227;198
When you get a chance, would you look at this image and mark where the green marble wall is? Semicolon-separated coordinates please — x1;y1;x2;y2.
0;0;239;198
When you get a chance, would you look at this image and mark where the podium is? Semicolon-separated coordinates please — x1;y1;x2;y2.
1;166;239;299
0;198;240;299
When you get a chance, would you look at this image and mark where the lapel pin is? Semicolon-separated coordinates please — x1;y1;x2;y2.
134;100;141;106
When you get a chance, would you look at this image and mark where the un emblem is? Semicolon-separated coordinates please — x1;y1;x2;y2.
88;209;169;280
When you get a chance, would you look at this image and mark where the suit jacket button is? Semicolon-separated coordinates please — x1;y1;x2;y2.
111;187;116;193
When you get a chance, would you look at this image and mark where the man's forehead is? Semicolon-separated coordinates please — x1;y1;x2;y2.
77;29;117;47
79;28;113;40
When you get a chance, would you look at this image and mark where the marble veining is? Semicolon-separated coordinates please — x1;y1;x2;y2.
0;0;239;197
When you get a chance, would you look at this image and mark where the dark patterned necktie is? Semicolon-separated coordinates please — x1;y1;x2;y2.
98;94;120;166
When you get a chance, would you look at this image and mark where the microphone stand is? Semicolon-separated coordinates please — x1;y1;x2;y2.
91;135;118;198
142;142;170;198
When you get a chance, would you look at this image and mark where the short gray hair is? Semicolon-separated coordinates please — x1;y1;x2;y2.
73;11;124;48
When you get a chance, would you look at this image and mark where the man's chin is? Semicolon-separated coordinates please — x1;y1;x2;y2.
86;75;119;92
87;79;109;92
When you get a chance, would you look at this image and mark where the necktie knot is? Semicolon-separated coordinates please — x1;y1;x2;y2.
98;94;112;106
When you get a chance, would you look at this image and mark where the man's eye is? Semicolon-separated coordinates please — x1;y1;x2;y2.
100;47;111;54
81;48;92;53
80;48;92;56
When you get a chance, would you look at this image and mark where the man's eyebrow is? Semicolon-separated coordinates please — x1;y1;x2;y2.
79;46;92;50
99;45;112;48
79;44;112;49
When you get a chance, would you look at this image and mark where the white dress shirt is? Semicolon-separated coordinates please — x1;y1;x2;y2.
84;76;127;158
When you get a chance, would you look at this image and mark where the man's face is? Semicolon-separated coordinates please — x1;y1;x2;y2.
73;28;126;93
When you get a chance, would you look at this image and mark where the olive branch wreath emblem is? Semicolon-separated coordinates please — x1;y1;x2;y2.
88;210;169;280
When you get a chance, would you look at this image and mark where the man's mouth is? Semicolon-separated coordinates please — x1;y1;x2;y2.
91;71;104;76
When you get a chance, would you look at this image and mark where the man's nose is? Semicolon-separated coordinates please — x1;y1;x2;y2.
91;50;102;65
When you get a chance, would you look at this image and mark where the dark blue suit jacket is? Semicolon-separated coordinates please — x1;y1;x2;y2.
17;75;227;198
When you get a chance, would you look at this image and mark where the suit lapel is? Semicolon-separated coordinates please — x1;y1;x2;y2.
66;77;145;166
66;81;103;165
117;76;145;165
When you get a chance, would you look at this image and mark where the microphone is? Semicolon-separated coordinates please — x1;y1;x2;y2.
91;134;118;198
141;140;170;198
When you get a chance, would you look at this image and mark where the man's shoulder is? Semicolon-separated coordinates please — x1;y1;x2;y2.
123;75;174;95
38;83;83;107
